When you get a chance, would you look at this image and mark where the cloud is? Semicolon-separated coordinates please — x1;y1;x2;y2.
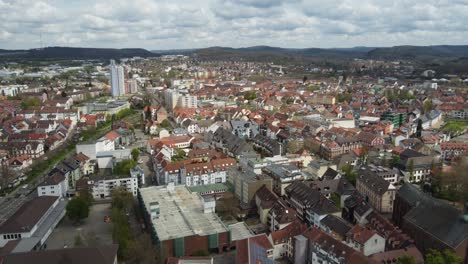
0;0;467;49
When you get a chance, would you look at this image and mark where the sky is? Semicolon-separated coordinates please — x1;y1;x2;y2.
1;0;467;50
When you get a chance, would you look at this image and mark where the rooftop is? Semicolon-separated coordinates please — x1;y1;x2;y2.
0;196;58;234
1;245;118;264
139;185;229;241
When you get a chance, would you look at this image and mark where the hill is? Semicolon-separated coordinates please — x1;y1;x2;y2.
0;47;158;60
367;45;468;60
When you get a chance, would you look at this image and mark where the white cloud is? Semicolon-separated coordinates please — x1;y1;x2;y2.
0;0;467;49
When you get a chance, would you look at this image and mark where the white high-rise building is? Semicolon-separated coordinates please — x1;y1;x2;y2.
110;60;125;97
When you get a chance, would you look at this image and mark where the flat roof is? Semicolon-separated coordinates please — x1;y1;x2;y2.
139;185;228;241
229;222;254;241
187;183;228;194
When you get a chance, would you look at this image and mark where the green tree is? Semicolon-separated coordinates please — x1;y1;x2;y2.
397;255;416;264
244;92;257;100
409;159;415;182
160;119;172;129
425;249;462;264
416;119;423;138
113;159;138;176
20;97;41;109
66;196;90;224
111;188;134;210
342;164;357;185
131;148;140;161
390;156;400;167
423;100;433;114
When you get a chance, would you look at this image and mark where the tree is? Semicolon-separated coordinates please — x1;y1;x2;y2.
112;188;134;210
131;148;140;161
397;255;416;264
244;92;257;100
126;234;160;264
20;97;41;110
66;196;90;224
390;156;400;167
409;159;415;182
113;159;138;176
160;119;172;129
425;249;462;264
61;91;67;97
423;100;433;114
342;164;357;185
416;119;423;138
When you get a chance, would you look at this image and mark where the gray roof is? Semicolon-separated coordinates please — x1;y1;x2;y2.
0;196;58;234
404;199;468;248
285;181;339;215
2;245;118;264
320;214;352;238
357;169;391;195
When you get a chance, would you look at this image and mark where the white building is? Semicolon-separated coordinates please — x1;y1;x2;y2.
177;95;198;108
76;137;115;160
91;173;138;199
110;60;125;97
37;173;68;198
164;89;179;110
164;89;198;109
130;166;145;186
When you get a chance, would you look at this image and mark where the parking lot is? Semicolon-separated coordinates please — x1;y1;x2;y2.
45;203;113;249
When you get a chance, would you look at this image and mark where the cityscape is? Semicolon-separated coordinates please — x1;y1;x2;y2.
0;1;468;264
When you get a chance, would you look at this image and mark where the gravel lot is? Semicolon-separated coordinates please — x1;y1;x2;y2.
45;203;113;249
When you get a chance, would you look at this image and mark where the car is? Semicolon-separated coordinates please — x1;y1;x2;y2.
138;158;144;164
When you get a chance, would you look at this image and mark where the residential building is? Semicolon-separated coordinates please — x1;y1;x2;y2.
304;160;337;179
157;158;235;186
356;172;396;214
441;141;468;160
359;165;399;184
396;149;434;183
262;164;303;196
255;185;278;225
294;227;373;264
269;220;308;261
318;214;352;241
110;60;125;97
346;225;386;256
231;120;260;139
267;199;297;232
90;172;138;199
236;234;275;264
284;181;340;227
230;166;273;208
37;173;68;198
130;165;145;186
